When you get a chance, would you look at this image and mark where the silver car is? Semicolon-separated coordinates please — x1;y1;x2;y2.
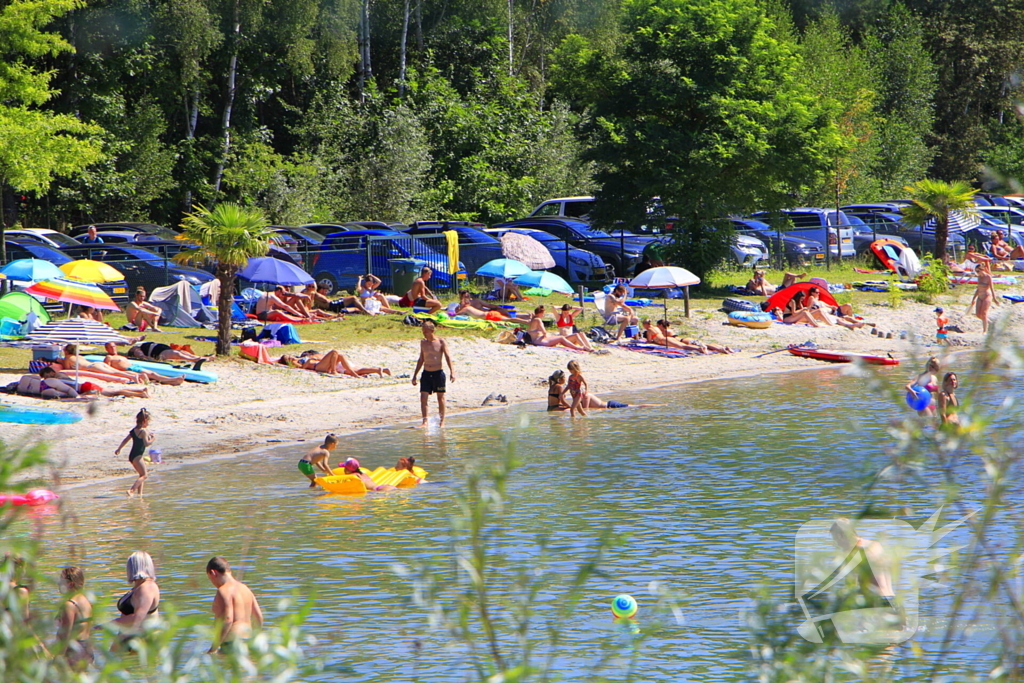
484;227;609;287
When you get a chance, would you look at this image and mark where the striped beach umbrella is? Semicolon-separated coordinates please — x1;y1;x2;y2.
24;278;120;311
26;318;131;344
59;259;124;283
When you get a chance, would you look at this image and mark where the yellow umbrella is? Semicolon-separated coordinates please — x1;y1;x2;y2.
59;259;124;283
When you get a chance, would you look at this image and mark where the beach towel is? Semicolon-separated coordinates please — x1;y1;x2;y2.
412;312;517;330
260;323;301;345
615;341;696;358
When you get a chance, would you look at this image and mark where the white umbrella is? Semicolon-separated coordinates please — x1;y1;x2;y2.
629;266;702;318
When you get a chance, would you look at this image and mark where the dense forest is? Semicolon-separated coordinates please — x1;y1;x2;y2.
4;0;1024;234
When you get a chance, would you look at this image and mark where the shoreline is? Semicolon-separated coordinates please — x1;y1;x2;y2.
4;297;1019;491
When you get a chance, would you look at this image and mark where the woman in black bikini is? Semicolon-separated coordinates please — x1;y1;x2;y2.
56;566;93;667
546;370;570;411
112;551;160;646
130;342;212;366
115;408;154;497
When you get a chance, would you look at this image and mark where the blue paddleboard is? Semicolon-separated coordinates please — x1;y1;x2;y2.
84;355;217;383
0;403;82;425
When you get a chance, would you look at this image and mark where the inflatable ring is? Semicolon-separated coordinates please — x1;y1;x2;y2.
0;489;58;507
727;311;773;329
722;298;761;313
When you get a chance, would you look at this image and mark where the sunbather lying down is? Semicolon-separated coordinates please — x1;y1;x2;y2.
277;349;391;378
640;319;735;354
17;367;151;399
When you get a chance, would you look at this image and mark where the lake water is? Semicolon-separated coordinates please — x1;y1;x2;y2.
15;357;1024;681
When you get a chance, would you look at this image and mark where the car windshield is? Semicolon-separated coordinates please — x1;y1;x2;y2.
515;231;567;248
280;227;325;242
14;244;72;264
565;222;611;238
41;232;81;247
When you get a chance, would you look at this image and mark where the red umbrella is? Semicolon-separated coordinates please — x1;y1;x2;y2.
765;282;838;311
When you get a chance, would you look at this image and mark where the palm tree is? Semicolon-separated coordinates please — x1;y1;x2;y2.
900;179;978;259
175;204;271;355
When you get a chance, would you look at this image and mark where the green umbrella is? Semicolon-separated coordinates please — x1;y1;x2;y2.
0;292;51;324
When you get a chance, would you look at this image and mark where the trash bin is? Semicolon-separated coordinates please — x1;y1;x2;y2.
389;258;426;295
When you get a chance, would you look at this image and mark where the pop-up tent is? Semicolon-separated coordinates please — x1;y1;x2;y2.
0;291;51;324
765;282;839;311
150;280;203;327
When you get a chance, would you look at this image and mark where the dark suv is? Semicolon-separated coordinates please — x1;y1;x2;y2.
490;217;650;277
310;230;466;294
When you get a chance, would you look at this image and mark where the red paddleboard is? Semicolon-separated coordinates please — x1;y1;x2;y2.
788;347;900;366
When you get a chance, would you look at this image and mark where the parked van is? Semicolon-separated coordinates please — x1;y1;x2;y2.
749;208;856;259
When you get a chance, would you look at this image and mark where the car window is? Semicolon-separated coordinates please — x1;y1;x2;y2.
282;227;325;242
534;202;563;217
454;229;498;245
332;236;364;251
563;200;595;219
787;212;821;228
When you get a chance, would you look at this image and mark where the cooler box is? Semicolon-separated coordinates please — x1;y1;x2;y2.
31;345;60;362
389;258;427;296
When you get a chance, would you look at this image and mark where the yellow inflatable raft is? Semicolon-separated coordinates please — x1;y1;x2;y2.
315;466;427;495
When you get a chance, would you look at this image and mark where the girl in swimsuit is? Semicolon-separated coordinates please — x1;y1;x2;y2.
546;370;570;411
557;362;636;414
112;551;160;646
905;357;941;417
565;360;590;417
115;408;154;497
56;566;93;668
938;372;960;426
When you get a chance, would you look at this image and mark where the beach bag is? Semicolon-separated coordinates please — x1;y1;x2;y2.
494;330;516;344
587;326;613;344
403;314;424;327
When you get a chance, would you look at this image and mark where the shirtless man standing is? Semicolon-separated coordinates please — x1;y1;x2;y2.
412;321;455;427
205;556;263;654
297;434;337;487
398;267;442;313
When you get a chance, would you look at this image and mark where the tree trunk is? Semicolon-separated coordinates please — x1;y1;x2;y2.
184;89;199;213
212;2;241;194
415;0;422;51
507;0;513;77
934;214;948;260
363;0;372;86
216;265;235;356
398;0;411;96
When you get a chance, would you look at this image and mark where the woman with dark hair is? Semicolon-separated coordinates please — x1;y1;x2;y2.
938;372;960;426
56;566;93;667
525;306;592;351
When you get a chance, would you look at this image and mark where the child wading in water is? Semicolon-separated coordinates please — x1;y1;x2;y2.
566;360;589;417
115;408;154;497
935;307;949;345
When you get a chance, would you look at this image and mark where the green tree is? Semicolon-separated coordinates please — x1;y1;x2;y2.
0;0;103;259
863;2;936;197
176;203;270;355
900;178;977;259
586;0;837;283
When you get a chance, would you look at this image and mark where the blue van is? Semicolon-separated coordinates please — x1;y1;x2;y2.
309;230;467;294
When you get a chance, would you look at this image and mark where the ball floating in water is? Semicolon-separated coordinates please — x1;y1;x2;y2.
611;594;638;619
906;386;931;411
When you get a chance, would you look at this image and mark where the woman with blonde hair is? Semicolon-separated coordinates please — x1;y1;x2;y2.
113;551;160;644
56;566;93;667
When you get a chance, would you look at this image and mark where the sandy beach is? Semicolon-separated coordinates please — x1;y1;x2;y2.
3;294;1022;490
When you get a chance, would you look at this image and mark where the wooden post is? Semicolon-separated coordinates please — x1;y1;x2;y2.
577;285;586;323
684;286;690;318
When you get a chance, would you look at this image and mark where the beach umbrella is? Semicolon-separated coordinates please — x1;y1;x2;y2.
1;259;64;283
922;210;981;235
24;278;120;311
238;256;314;286
629;266;702;319
0;292;51;324
27;317;131;344
500;232;555;270
512;270;574;295
59;259;124;283
475;258;531;279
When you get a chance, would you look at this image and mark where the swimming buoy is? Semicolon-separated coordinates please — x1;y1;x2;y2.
722;298;761;313
0;489;58;507
727;311;773;329
906;386;931;411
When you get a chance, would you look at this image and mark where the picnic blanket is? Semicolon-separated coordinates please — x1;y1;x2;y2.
614;341;696;358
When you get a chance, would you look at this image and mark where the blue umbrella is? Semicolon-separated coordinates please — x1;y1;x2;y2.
512;270;574;295
239;256;314;286
1;259;64;283
475;258;530;279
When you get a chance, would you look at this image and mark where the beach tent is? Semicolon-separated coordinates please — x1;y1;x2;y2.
149;280;203;327
765;282;839;312
0;292;51;325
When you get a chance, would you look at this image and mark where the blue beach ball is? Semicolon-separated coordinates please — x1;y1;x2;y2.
611;594;638;619
906;386;931;411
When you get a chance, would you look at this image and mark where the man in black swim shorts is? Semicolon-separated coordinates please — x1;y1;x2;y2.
412;321;456;427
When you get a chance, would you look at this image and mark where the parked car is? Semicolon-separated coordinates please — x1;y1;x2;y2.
271;226;325;250
490;217;649;277
89;230;167;244
61;244;213;293
300;221;410;237
842;208;966;254
529;196;596;220
309;230;466;294
748;208;856;259
842;215;908;255
397;223;504;276
609;221;769;268
484;227;609;287
70;222;179;241
2;240;130;305
5;228;81;250
730;219;826;267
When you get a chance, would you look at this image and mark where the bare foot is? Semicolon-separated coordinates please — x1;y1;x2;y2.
418;421;428;428
308;481;317;488
382;368;392;376
126;489;135;497
439;420;446;427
